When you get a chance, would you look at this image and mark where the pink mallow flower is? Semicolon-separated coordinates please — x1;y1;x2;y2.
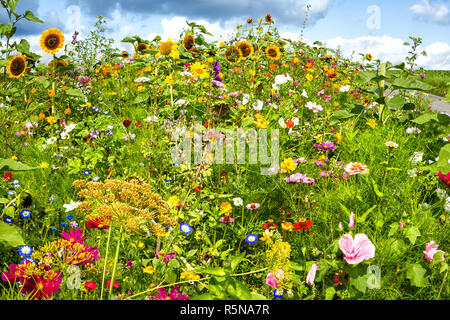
339;234;376;265
424;241;445;262
348;212;355;229
306;263;319;286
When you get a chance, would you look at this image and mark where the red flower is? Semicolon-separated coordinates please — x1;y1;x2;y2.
135;122;142;127
438;172;450;186
83;134;91;141
194;187;202;193
285;120;295;128
106;279;119;288
2;172;13;183
86;217;111;229
123;120;132;127
204;121;213;128
294;219;313;231
85;281;97;291
262;220;278;230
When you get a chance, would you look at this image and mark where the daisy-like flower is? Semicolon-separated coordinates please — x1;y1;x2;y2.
180;223;193;234
20;210;31;219
18;245;33;257
266;44;281;61
245;234;259;244
182;34;196;52
190;62;208;79
246;203;261;210
233;197;243;206
344;162;369;175
149;285;188;300
306;101;323;113
294;219;313;231
280;158;297;173
40;28;65;54
385;141;399;149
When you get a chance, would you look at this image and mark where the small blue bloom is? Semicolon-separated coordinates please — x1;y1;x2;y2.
3;217;14;224
66;215;74;220
60;222;67;227
180;223;193;234
103;111;109;115
13;183;21;188
20;210;31;219
84;170;90;175
12;180;19;185
245;234;259;244
51;228;57;231
273;289;283;298
20;258;37;265
18;245;33;257
164;179;173;183
7;191;14;196
173;162;180;167
93;176;100;182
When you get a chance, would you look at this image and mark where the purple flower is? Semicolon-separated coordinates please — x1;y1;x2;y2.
149;285;188;300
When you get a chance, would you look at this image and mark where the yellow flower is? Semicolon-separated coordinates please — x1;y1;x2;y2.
46;116;56;125
281;222;294;232
190;62;208;79
7;55;27;78
167;195;180;208
198;97;207;103
219;202;232;214
39;162;49;169
366;119;377;128
305;74;313;82
86;102;92;108
144;66;152;72
249;69;256;76
143;266;156;274
219;41;225;47
265;44;281;61
156;38;179;59
137;86;146;92
40;28;64;54
64;108;71;115
48;90;56;97
334;132;343;144
254;115;269;129
280;158;297;173
11;156;18;161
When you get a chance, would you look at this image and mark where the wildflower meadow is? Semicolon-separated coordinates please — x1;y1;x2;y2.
0;0;449;303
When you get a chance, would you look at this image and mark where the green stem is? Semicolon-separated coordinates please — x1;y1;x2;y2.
109;224;124;299
100;224;113;300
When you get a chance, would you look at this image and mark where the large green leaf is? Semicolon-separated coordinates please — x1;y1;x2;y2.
65;88;84;98
406;263;427;287
0;221;25;247
404;226;421;245
0;158;37;171
391;78;434;91
386;95;406;110
196;267;227;276
230;252;246;272
226;278;252;300
23;10;43;23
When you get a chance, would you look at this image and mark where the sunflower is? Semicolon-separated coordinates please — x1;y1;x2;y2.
7;54;27;78
247;18;253;24
265;13;273;24
190;62;208;79
48;59;68;69
135;42;149;53
182;34;196;52
156;38;179;59
224;45;242;64
236;41;254;58
265;44;281;61
40;28;65;54
122;51;129;58
366;53;373;61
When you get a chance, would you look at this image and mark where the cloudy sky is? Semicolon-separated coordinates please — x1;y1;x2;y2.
2;0;450;69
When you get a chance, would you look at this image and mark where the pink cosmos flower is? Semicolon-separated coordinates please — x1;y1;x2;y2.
339;234;376;265
306;263;319;286
424;241;445;262
265;273;278;288
246;203;261;210
348;212;355;229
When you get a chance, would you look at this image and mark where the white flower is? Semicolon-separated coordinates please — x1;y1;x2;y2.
45;137;57;145
436;188;447;200
64;123;77;133
410;152;423;166
272;74;293;90
146;116;159;122
63;200;81;212
180;71;193;77
301;89;308;98
233;197;243;206
60;132;70;140
175;99;189;106
445;197;450;212
278;117;299;128
242;94;250;105
339;85;351;92
252;100;263;111
306;101;323;113
408;169;417;178
134;77;150;83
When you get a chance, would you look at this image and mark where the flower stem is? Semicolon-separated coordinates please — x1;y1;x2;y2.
109;224;123;299
100;224;113;300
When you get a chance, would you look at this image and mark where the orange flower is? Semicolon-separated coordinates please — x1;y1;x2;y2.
249;77;256;82
114;64;120;70
270;63;276;71
137;70;143;75
38;113;46;120
265;72;272;77
235;67;242;73
61;86;69;90
64;108;71;115
48;90;55;97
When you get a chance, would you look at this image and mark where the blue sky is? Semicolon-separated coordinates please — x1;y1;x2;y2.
2;0;450;69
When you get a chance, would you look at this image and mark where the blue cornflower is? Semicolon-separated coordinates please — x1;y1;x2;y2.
245;234;259;244
20;210;31;219
273;289;283;298
60;222;67;227
18;245;33;257
180;223;193;234
66;215;74;220
84;170;90;175
3;217;14;224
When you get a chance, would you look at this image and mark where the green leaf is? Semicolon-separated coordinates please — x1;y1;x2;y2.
392;78;434;91
15;39;30;54
355;71;377;84
0;158;37;171
412;113;438;125
168;258;180;269
23;10;43;23
230;252;246;272
65;88;84;98
371;178;384;198
388;223;399;237
349;273;370;294
121;37;136;44
133;93;150;104
3;206;15;218
0;198;9;204
436;144;450;173
0;221;25;247
250;292;268;300
406;263;427;287
404;226;421;245
191;293;215;300
357;205;377;223
226;278;252;300
196;267;227;276
325;287;336;300
386;95;406;111
7;0;18;12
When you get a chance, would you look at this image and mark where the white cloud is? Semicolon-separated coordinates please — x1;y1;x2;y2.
410;0;450;24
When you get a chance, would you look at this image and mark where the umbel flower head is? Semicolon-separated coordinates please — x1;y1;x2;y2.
7;54;27;78
40;28;65;54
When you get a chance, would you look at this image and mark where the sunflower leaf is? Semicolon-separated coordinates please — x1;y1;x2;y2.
23;10;43;23
0;221;25;247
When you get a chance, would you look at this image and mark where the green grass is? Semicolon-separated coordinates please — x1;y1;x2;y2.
422;70;450;98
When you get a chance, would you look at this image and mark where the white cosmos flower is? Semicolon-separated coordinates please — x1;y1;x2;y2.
301;89;308;98
252;100;263;111
45;137;57;145
272;74;293;90
340;85;351;92
134;77;150;83
65;123;77;133
233;197;243;206
242;93;250;105
60;131;70;140
63;200;81;212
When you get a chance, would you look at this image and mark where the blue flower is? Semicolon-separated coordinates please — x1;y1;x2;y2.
180;223;193;234
60;222;67;227
12;180;19;185
93;176;100;182
245;234;259;244
164;179;173;183
20;210;31;219
51;228;57;232
20;258;37;265
3;217;14;224
18;245;33;257
66;215;74;220
84;170;90;175
7;191;15;196
273;289;283;298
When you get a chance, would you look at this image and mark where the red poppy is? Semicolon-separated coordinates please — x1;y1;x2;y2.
135;122;142;127
123;120;132;127
294;219;313;231
194;187;202;193
438;172;450;186
85;281;97;291
106;279;119;288
2;172;13;183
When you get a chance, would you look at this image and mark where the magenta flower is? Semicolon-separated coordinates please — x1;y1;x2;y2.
149;285;188;300
306;263;319;286
154;250;177;263
60;228;86;244
246;203;261;210
339;234;376;265
265;273;278;288
424;241;445;262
